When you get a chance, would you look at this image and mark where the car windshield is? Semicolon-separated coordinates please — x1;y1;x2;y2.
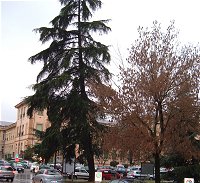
40;165;51;168
16;164;23;167
117;167;126;172
4;163;11;166
44;169;60;175
1;166;13;171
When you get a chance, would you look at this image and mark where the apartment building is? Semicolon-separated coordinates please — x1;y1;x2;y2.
1;101;51;159
4;123;16;159
0;124;6;159
1;102;126;165
0;121;15;159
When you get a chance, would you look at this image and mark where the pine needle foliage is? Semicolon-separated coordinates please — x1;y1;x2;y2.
25;0;111;181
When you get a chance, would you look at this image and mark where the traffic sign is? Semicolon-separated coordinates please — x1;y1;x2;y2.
95;172;102;182
15;158;19;162
184;178;194;183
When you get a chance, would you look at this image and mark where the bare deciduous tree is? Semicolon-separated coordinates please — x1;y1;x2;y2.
101;21;200;183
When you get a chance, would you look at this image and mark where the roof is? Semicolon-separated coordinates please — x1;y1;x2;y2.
0;121;14;126
15;100;25;108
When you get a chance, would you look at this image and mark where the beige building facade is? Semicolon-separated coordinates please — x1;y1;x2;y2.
4;123;16;158
1;102;126;165
0;125;6;159
0;101;50;159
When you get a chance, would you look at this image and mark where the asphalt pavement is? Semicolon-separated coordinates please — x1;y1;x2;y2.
15;169;33;183
0;169;34;183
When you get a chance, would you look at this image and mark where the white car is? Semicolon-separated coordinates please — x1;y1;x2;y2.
126;170;154;180
127;166;141;172
32;169;64;183
68;167;89;179
30;162;39;173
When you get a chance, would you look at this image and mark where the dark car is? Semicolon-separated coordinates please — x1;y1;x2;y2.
0;165;15;182
116;167;127;177
20;161;30;169
13;163;25;173
21;163;29;169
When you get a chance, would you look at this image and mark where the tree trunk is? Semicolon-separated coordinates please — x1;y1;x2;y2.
85;134;95;181
154;151;161;183
129;150;133;165
54;151;57;169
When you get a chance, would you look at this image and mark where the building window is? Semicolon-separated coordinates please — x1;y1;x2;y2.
23;107;26;117
16;127;19;137
21;125;24;136
20;108;23;118
36;124;43;131
3;133;5;141
25;124;27;135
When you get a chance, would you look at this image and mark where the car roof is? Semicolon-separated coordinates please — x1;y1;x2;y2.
109;178;134;183
0;165;14;170
0;165;12;167
98;168;112;171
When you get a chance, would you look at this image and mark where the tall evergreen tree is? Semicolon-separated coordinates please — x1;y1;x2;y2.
26;0;111;181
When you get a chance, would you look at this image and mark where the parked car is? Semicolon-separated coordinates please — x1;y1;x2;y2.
0;165;15;182
48;163;62;170
116;164;125;169
115;167;127;177
108;177;135;183
97;165;115;170
97;169;120;180
30;162;40;173
12;163;25;173
68;167;89;179
32;168;64;183
39;164;52;170
21;163;29;169
0;160;9;166
126;170;153;180
20;160;31;169
126;170;141;179
127;166;141;172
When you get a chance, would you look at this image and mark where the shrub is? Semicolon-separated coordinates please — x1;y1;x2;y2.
110;161;119;167
163;165;200;183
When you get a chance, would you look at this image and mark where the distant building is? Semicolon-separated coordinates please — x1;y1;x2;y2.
4;123;16;159
0;121;14;126
1;102;127;165
0;101;50;159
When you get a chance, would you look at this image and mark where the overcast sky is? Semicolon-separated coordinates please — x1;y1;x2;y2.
1;0;200;122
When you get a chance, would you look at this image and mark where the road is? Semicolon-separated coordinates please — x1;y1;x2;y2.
14;170;33;183
0;169;85;183
3;169;34;183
